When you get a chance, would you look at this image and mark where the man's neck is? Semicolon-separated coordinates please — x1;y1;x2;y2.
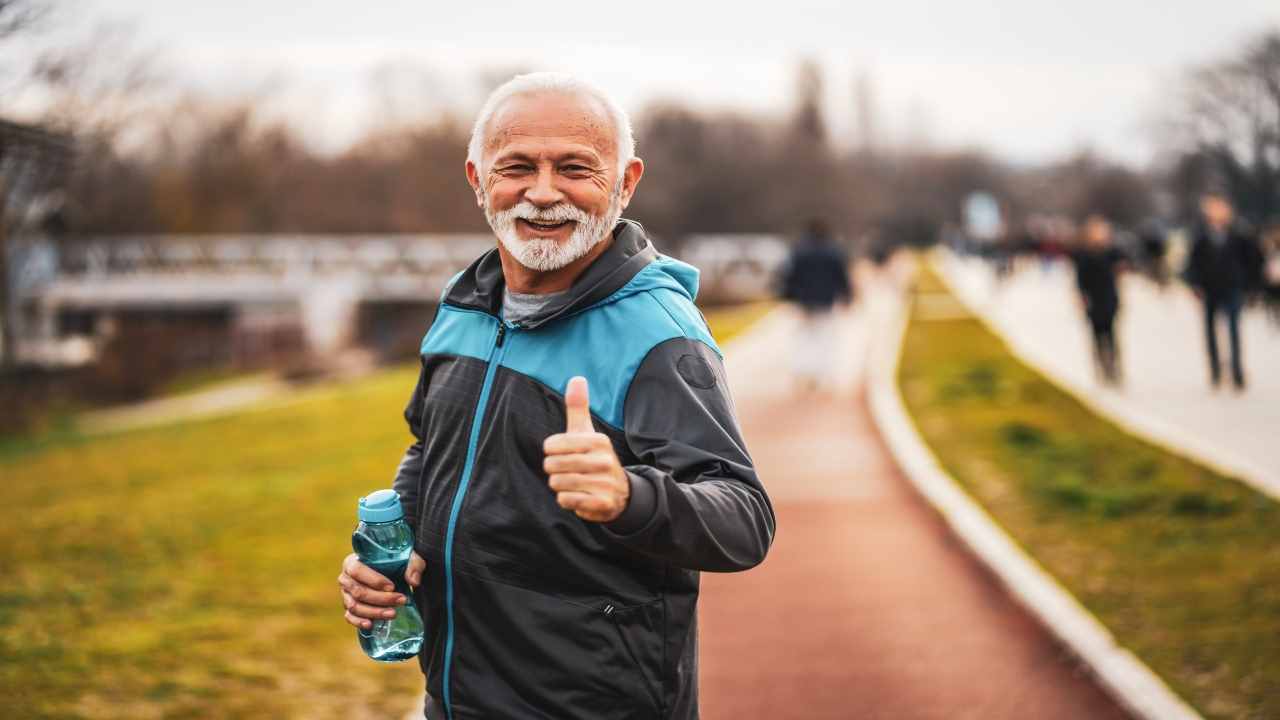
498;231;616;295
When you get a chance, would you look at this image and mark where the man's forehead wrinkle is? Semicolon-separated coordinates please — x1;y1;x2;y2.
494;142;606;164
483;93;618;162
491;118;609;148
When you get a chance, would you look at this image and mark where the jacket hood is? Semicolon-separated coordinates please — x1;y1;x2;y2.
442;218;699;328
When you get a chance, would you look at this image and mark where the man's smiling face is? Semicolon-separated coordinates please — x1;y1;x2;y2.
467;91;638;272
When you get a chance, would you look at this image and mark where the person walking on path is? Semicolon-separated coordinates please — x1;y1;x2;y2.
1184;192;1266;390
776;218;853;391
336;72;775;719
1069;215;1126;386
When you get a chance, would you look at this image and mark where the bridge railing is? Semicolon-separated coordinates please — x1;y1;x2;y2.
29;233;787;285
51;234;497;278
8;232;792;367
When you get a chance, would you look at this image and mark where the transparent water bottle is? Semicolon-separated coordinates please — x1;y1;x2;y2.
352;489;424;662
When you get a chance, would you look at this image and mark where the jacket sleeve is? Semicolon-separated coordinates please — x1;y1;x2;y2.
1069;251;1087;295
834;247;853;303
601;336;775;572
774;257;796;301
391;359;428;534
1183;232;1206;289
1241;231;1266;292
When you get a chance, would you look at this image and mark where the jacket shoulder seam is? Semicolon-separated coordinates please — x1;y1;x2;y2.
646;289;690;338
645;289;721;357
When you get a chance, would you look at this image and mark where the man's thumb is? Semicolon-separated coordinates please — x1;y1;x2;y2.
406;552;425;587
564;376;593;433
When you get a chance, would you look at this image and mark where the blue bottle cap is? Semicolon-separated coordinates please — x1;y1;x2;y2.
358;489;404;523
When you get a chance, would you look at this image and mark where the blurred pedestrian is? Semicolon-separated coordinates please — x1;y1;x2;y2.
777;219;852;390
1136;218;1170;286
1070;215;1125;386
1184;192;1266;390
1030;216;1063;276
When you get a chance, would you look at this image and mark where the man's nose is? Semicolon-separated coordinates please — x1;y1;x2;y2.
524;166;565;207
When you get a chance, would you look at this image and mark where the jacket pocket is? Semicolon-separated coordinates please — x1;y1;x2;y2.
602;598;666;718
451;572;663;720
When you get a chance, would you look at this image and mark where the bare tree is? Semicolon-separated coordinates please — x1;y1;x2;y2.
27;22;167;139
0;118;70;368
1166;29;1280;223
0;0;48;41
1006;151;1154;228
0;1;59;367
791;59;826;147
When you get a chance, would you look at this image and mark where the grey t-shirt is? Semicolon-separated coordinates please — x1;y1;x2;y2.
503;288;568;326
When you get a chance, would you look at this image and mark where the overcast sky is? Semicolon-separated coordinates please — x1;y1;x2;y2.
12;0;1280;165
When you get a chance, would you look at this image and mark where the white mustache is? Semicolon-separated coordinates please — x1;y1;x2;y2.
502;201;589;225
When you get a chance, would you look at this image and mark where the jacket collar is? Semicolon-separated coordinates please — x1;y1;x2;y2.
443;218;658;328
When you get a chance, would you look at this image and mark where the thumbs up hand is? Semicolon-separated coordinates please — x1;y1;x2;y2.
543;376;630;523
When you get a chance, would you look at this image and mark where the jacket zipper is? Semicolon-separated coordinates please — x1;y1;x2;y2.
442;317;509;719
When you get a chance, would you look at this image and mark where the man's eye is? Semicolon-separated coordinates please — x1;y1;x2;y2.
562;165;592;174
500;165;533;174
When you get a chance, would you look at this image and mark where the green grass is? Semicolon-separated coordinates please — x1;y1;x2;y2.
701;300;776;346
899;265;1280;720
0;303;767;719
0;369;428;719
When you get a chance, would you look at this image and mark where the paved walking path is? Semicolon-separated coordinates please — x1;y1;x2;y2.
696;266;1125;719
74;350;379;436
76;374;290;435
940;252;1280;499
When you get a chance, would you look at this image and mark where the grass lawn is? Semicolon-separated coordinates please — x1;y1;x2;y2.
0;303;769;719
899;266;1279;720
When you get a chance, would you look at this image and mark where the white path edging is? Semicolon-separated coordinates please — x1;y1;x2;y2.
866;293;1203;720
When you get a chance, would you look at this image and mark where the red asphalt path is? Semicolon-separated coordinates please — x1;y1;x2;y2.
697;272;1127;720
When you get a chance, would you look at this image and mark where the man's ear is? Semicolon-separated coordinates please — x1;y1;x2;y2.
465;160;484;208
618;157;645;210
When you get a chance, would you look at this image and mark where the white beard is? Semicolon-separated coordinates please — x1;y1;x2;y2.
485;185;623;272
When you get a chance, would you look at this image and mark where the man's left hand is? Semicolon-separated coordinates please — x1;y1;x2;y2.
543;376;630;523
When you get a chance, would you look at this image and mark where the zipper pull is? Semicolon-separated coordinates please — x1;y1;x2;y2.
496;323;507;347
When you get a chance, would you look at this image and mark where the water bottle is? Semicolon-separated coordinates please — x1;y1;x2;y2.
352;489;424;662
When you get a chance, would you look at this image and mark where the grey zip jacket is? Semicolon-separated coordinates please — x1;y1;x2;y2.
393;219;775;719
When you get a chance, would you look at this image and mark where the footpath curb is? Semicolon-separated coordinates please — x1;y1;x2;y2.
866;290;1203;720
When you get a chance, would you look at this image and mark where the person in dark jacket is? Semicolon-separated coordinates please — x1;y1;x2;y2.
1069;215;1125;385
777;219;852;390
1184;193;1265;390
336;72;775;720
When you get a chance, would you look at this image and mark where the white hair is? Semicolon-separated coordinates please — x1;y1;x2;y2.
467;72;636;175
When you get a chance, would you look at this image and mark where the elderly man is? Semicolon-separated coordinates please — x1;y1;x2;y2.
337;72;774;719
